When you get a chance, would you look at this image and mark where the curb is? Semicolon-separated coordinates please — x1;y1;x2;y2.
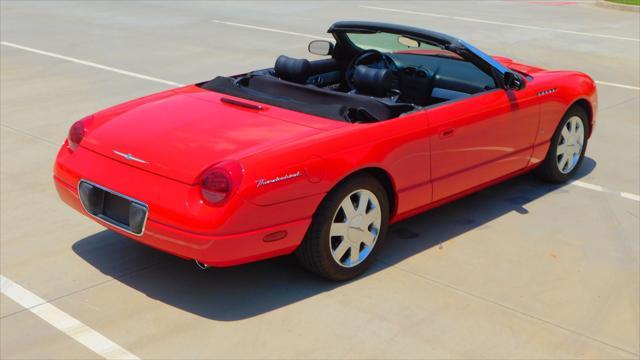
596;0;640;12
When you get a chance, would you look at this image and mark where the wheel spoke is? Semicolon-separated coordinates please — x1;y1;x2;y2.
560;127;570;143
357;192;369;215
575;125;584;145
330;222;348;238
363;206;381;228
567;153;575;169
361;231;376;246
350;243;360;263
340;197;357;220
333;239;350;259
558;154;569;171
556;143;567;156
566;146;575;159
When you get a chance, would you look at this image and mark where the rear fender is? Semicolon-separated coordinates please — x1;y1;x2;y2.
239;113;431;219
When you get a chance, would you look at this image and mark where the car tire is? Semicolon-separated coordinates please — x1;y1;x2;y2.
296;174;390;281
535;106;590;183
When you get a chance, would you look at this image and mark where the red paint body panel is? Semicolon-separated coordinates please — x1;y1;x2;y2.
54;56;597;267
428;87;541;200
54;146;317;266
83;86;342;185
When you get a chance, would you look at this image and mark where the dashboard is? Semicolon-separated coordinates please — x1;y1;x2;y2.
389;53;498;104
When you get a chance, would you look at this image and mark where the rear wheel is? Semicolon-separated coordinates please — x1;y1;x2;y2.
535;107;589;183
296;175;389;281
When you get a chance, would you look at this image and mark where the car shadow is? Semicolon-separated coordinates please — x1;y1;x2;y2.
73;157;596;321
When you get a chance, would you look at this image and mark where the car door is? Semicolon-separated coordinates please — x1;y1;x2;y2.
428;87;540;201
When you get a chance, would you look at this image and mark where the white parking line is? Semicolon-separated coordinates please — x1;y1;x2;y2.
360;5;640;42
2;40;638;203
211;20;332;40
620;192;640;202
1;41;184;87
1;275;139;360
594;80;640;91
571;180;640;202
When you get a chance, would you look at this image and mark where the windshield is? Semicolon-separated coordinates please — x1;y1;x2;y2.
346;31;443;52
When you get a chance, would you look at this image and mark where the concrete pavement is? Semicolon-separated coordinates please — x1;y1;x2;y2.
1;1;638;358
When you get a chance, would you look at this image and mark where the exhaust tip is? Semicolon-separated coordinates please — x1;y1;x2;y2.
194;260;210;270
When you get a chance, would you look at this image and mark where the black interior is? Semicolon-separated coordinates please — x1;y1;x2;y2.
352;66;393;97
274;55;311;84
391;53;496;98
200;35;498;123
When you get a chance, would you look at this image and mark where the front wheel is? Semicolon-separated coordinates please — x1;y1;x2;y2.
535;107;589;183
296;175;389;281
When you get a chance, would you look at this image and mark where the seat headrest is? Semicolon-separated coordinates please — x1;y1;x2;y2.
274;55;311;84
352;65;393;97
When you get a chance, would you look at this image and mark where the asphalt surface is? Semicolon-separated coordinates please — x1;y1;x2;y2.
1;1;639;359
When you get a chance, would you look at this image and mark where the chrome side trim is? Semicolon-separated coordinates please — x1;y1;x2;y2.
537;88;557;96
77;179;149;237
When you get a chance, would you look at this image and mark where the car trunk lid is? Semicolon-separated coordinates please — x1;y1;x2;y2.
81;86;333;184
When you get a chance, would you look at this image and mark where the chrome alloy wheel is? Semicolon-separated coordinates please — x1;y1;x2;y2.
556;116;585;174
329;189;382;268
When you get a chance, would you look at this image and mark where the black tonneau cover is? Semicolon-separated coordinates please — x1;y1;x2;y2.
200;75;410;121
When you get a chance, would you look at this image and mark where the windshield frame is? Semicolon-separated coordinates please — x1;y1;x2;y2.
328;21;513;89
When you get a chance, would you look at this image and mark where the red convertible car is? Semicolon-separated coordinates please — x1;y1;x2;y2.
54;21;596;280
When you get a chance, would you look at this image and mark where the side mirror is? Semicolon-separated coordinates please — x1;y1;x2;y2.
504;71;525;90
308;40;334;56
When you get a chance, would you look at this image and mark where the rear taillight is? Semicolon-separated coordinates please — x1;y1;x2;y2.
200;161;243;205
68;115;93;151
201;169;232;203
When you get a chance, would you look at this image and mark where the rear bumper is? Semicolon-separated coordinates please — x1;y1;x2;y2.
53;145;316;266
55;176;310;266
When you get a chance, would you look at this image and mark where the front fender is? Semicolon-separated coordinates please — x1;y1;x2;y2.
528;70;597;165
538;71;597;135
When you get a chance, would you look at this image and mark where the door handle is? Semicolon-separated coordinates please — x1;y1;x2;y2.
439;128;455;139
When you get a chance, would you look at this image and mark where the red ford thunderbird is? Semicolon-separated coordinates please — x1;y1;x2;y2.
54;21;597;280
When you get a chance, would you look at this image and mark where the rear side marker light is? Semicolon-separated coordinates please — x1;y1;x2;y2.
263;231;288;242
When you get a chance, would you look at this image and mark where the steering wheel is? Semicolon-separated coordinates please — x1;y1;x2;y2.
345;49;399;91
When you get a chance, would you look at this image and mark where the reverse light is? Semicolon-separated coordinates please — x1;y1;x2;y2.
200;161;243;205
68;115;93;151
